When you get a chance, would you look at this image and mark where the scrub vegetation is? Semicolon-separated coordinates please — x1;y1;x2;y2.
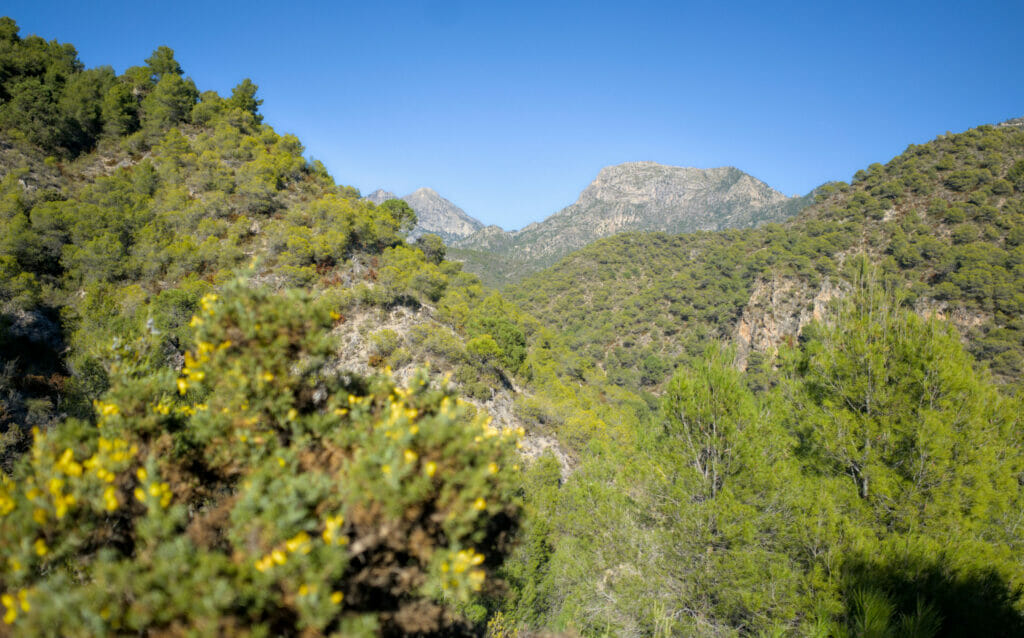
0;19;1022;636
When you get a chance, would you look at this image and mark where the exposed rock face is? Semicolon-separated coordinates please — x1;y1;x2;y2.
731;273;997;374
364;189;397;205
733;277;845;367
363;188;485;242
324;289;573;479
452;162;809;285
401;187;484;241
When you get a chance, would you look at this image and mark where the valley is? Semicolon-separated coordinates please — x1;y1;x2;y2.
0;16;1022;638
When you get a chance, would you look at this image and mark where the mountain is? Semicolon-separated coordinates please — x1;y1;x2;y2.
363;188;397;205
363;187;485;242
451;162;812;286
509;119;1024;390
4;19;1024;638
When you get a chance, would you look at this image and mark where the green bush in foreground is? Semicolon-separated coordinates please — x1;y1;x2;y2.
0;283;521;636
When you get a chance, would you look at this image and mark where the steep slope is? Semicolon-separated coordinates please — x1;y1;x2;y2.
363;186;485;242
509;120;1024;390
452;162;808;285
0;20;591;634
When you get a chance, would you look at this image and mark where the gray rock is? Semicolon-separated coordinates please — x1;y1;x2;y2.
363;187;485;242
452;162;809;284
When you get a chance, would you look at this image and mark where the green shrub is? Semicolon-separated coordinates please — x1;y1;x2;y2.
0;284;522;635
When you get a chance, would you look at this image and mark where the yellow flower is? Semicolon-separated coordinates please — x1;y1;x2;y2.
424;461;437;478
403;449;418;464
473;497;487;511
298;584;310;596
381;464;391;476
134;488;146;503
47;477;64;496
323;514;347;545
98;402;120;417
136;467;148;481
488;462;499;475
261;371;275;382
469;569;486;591
103;486;118;511
2;593;15;623
285;532;310;553
32;508;46;525
54;494;74;519
176;378;188;395
330;591;344;604
271;550;287;565
34;538;47;556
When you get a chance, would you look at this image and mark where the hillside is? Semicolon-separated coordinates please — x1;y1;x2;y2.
0;21;582;635
1;17;1023;638
452;162;811;286
509;120;1024;390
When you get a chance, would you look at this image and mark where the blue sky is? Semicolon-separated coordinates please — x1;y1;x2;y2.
4;1;1023;229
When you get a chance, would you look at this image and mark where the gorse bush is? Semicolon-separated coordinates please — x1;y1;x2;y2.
2;17;1024;637
0;284;522;636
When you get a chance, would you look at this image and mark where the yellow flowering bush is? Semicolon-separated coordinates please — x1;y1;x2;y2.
0;283;521;636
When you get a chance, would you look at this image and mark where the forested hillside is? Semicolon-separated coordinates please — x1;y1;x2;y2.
509;120;1024;393
0;19;542;634
0;18;1022;638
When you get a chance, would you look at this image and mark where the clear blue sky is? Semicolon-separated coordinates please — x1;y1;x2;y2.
4;1;1023;229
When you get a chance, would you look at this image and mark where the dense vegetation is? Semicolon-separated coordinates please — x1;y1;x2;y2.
499;266;1023;636
1;18;1022;637
508;120;1024;393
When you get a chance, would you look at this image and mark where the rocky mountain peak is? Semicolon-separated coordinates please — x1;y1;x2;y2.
363;186;485;242
400;187;485;241
364;189;397;205
451;162;808;285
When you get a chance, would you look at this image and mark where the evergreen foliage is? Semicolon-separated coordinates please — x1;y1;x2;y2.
509;121;1024;391
1;18;1022;637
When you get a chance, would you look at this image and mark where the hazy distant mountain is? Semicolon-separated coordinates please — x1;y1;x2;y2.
450;162;810;286
364;189;398;205
364;188;485;242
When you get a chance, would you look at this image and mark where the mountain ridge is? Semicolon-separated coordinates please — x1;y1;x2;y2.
450;161;812;285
